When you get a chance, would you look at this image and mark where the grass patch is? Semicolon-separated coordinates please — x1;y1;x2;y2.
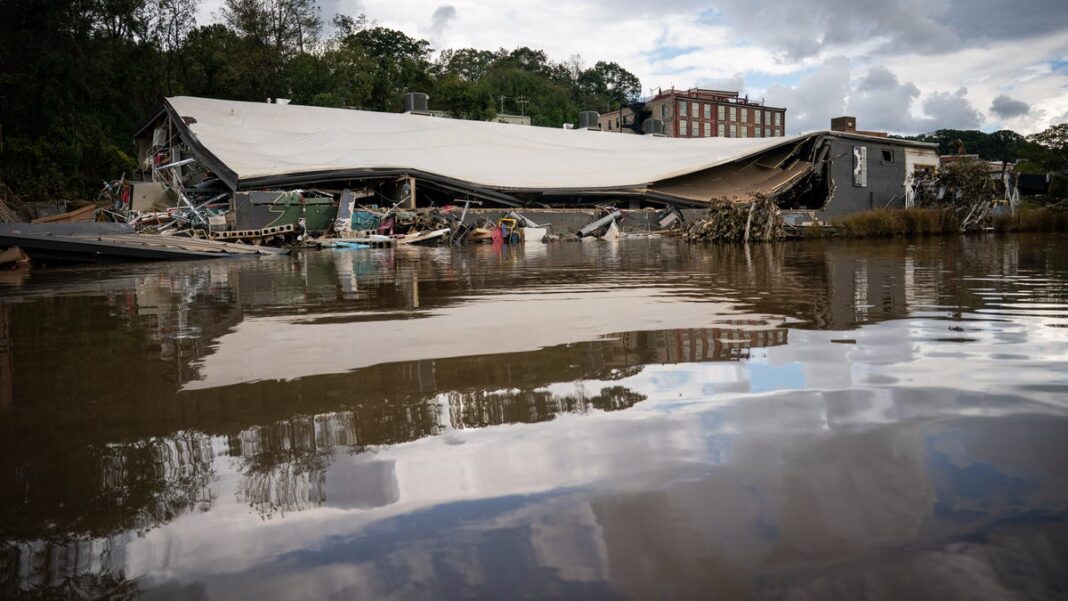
835;207;1068;238
992;208;1068;233
834;208;960;238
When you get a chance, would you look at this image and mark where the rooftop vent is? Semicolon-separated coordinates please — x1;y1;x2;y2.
578;111;600;131
404;92;430;115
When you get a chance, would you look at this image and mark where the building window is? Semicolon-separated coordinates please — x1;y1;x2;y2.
764;127;771;137
740;108;748;122
661;104;669;118
717;123;725;137
853;145;868;187
679;101;688;118
775;128;782;136
756;126;763;138
679;120;688;136
732;124;739;137
691;101;698;118
755;110;762;125
764;110;771;124
703;122;711;137
881;149;894;164
703;104;711;119
740;126;748;138
718;105;725;120
774;112;781;126
729;106;737;121
692;121;699;137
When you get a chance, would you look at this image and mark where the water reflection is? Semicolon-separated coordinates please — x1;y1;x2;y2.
1;235;1067;599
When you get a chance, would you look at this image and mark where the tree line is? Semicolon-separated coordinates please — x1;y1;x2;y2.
0;0;641;201
899;127;1068;175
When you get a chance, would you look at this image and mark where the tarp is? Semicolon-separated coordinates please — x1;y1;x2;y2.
165;96;812;192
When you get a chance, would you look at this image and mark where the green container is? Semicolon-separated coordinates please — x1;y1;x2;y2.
233;191;337;233
302;196;338;233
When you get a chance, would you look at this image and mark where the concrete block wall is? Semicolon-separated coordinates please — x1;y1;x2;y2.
818;138;909;219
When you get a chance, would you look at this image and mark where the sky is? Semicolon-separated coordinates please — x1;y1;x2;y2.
197;0;1068;136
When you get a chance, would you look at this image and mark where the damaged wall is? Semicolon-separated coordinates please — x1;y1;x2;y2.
816;136;936;219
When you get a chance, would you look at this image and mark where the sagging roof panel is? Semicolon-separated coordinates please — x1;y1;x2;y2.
164;96;815;192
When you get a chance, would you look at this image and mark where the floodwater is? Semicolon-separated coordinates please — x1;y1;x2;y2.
1;235;1067;600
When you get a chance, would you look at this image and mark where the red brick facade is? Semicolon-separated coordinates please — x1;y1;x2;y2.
598;88;787;138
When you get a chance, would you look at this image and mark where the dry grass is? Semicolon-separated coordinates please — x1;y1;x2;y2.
834;208;960;238
992;208;1068;233
835;207;1068;238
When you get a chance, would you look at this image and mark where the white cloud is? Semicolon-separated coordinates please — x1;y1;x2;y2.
767;57;850;133
425;4;457;48
921;88;982;130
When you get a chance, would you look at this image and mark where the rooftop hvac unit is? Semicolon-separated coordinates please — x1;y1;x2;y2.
404;92;430;115
578;111;600;130
642;118;666;136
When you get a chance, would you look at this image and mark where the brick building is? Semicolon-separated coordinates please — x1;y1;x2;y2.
598;88;786;138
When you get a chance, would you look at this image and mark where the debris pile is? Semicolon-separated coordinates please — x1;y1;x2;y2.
911;159;1007;232
683;196;785;243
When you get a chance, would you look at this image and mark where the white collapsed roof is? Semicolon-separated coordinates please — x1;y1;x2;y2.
165;96;812;192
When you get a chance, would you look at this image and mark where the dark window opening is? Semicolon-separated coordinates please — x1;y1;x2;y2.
881;149;894;164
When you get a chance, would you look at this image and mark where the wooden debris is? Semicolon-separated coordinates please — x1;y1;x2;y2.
683;195;785;243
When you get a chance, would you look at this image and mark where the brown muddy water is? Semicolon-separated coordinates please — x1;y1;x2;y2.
1;235;1067;600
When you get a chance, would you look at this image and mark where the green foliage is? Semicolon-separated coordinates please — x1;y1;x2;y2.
919;158;1001;208
0;1;644;201
434;74;495;120
901;125;1067;174
576;61;641;112
1027;123;1068;172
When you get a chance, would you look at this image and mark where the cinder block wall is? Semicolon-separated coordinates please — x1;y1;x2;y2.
818;138;908;219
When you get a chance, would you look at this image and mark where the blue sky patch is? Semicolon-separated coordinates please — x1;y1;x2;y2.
647;45;701;63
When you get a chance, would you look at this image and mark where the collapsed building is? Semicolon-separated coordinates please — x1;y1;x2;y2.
126;96;940;239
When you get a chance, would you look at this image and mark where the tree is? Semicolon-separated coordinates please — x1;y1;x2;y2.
576;61;641;111
288;37;374;108
433;74;495;120
1028;123;1068;171
0;0;657;200
221;0;321;97
147;0;200;94
436;48;496;81
180;24;245;98
222;0;320;54
343;26;432;111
